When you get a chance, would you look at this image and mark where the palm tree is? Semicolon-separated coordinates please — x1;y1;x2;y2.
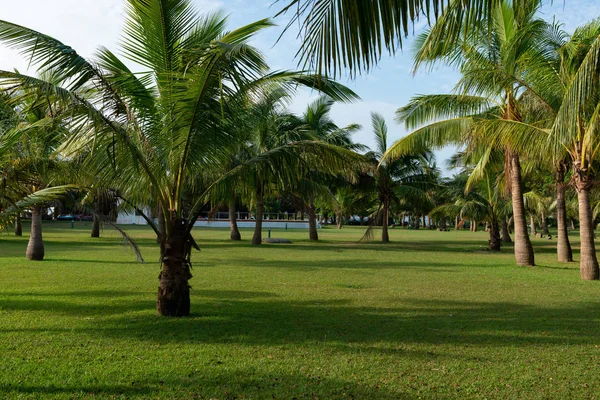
363;112;435;243
0;1;358;315
295;96;363;240
385;1;558;266
489;19;600;276
2;80;73;261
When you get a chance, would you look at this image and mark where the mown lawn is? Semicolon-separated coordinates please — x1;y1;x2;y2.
1;221;599;399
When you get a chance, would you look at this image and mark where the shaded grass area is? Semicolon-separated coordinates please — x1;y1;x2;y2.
0;222;599;399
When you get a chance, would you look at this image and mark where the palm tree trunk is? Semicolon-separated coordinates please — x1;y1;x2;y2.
489;216;501;251
382;201;390;243
501;218;512;243
91;214;101;238
26;206;44;261
541;211;549;236
157;205;166;244
556;172;573;262
454;215;459;230
571;218;576;231
337;212;343;229
229;200;241;241
14;213;22;236
472;220;477;232
510;153;535;266
91;196;101;238
157;217;192;316
252;185;264;245
530;214;537;236
575;177;599;280
508;216;513;234
307;200;319;241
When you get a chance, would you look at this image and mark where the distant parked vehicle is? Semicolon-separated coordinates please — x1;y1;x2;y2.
56;214;79;221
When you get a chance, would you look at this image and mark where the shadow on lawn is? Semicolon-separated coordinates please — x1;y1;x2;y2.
3;290;600;350
0;372;403;399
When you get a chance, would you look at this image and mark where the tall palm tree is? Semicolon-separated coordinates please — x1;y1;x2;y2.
489;19;600;277
0;1;358;315
385;1;557;266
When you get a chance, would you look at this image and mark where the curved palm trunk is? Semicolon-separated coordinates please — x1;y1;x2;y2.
307;200;319;241
15;213;22;237
575;177;599;280
229;200;241;241
382;201;390;243
252;185;264;245
157;217;192;316
489;216;501;251
556;174;573;262
26;207;44;261
510;153;535;266
501;218;512;243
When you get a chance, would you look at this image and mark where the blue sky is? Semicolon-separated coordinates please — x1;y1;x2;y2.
1;0;600;173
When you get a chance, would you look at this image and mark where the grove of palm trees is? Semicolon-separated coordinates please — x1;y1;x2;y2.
2;0;600;398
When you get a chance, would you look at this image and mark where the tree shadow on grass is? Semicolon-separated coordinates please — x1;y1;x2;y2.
0;371;405;399
3;290;600;350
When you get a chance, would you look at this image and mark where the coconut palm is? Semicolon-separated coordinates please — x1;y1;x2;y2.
384;1;559;266
0;1;359;315
295;96;363;240
488;19;600;276
362;112;435;243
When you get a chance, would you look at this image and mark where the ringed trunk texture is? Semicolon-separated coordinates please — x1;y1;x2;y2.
576;182;599;280
509;153;535;266
14;213;22;237
157;206;166;244
556;176;573;262
489;217;501;251
91;214;100;238
382;201;390;243
229;200;241;241
307;201;318;241
501;218;512;243
251;186;264;245
157;218;192;316
26;207;44;261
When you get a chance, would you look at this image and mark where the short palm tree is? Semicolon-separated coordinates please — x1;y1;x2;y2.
0;0;357;315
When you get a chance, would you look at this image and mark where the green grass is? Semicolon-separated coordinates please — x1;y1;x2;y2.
1;222;599;399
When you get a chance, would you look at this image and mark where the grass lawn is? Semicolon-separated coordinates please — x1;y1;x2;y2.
1;221;599;399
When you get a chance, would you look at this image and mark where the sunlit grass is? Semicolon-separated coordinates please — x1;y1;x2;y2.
0;221;598;399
